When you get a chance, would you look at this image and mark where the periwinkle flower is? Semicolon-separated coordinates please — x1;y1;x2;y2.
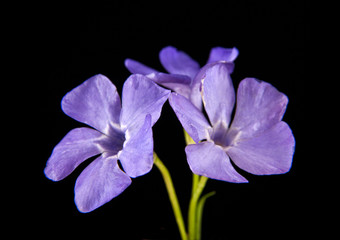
44;74;170;212
124;46;238;109
169;63;295;182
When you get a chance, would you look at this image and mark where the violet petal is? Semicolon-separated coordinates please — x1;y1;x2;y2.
124;58;159;75
74;154;132;213
169;92;211;143
228;78;288;140
227;122;295;175
185;141;248;183
189;62;218;111
120;74;170;133
159;46;200;79
147;72;192;98
207;47;239;64
189;62;235;111
44;127;104;181
118;114;153;178
61;74;122;135
201;63;235;127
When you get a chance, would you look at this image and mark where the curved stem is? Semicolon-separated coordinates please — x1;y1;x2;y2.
188;176;209;240
153;152;188;240
196;191;216;240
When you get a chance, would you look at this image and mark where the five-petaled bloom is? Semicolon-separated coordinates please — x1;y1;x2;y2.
169;63;295;182
44;74;170;212
125;46;238;110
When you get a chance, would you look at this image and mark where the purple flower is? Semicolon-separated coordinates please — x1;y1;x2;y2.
124;46;238;109
44;74;170;212
169;63;295;182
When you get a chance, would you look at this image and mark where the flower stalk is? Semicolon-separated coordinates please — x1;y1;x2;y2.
188;176;209;240
153;152;188;240
196;191;216;239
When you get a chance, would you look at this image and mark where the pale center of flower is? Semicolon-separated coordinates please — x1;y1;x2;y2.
208;121;229;146
97;124;126;155
208;121;240;149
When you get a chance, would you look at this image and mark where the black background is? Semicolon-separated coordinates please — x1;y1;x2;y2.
21;1;309;239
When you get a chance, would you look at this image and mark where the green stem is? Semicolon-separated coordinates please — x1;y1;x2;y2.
191;174;199;197
183;128;195;145
153;152;188;240
188;176;209;240
196;191;216;240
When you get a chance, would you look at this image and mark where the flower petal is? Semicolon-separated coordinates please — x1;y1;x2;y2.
228;78;288;140
189;62;219;110
185;141;248;183
227;122;295;175
44;127;104;181
125;58;192;98
169;92;211;143
124;58;159;75
207;47;239;63
118;114;153;178
159;46;200;79
74;154;132;213
201;63;235;127
120;74;170;133
147;72;192;98
61;74;122;135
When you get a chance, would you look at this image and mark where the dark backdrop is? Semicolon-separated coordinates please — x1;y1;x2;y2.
24;1;308;239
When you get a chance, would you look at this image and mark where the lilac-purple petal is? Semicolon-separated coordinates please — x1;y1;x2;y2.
61;74;122;135
44;127;103;181
169;93;211;143
120;74;170;133
189;61;235;111
159;46;200;79
118;114;153;178
189;62;217;110
124;58;159;75
227;122;295;175
201;63;235;127
148;72;192;98
185;142;248;183
207;47;239;64
229;78;288;140
74;154;132;213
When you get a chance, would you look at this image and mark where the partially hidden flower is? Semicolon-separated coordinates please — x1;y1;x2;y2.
169;63;295;182
44;74;170;212
124;46;238;109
